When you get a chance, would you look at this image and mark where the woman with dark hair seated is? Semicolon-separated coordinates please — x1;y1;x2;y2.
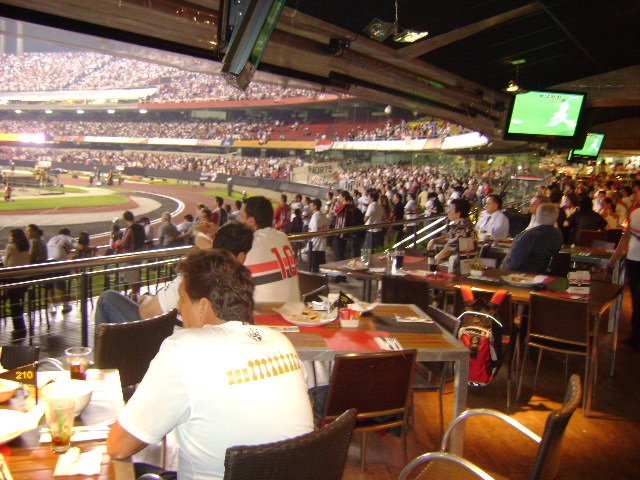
427;198;477;264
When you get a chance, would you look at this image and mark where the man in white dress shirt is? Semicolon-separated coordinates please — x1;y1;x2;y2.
476;194;510;240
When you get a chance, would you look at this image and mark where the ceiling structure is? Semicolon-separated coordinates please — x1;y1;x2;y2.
1;0;639;150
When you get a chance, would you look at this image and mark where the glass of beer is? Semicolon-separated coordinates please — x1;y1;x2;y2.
65;347;92;381
45;398;75;453
393;249;405;270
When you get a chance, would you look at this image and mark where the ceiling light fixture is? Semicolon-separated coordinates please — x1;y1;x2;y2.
364;0;428;44
505;59;526;94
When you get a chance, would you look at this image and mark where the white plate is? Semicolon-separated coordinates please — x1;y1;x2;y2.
501;274;547;287
280;310;337;327
0;410;36;444
343;260;369;271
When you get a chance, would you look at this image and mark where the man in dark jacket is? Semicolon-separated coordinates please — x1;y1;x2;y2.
502;203;563;273
567;195;607;245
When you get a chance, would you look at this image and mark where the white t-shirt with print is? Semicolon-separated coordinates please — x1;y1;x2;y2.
244;228;300;304
118;322;314;480
308;211;329;251
365;202;383;232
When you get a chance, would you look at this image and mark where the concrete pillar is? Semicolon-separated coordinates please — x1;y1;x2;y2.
16;21;24;55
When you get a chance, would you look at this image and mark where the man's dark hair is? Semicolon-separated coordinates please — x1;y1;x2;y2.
138;217;150;225
487;193;502;210
244;196;274;229
184;214;194;222
632;180;640;192
123;211;135;223
27;223;39;233
10;228;29;252
235;200;242;209
281;194;288;203
59;228;71;236
450;198;470;218
78;231;90;246
213;221;254;256
578;195;594;211
215;196;224;208
369;191;379;202
178;249;254;324
311;198;322;210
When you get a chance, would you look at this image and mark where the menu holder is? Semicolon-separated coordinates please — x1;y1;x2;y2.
567;271;591;295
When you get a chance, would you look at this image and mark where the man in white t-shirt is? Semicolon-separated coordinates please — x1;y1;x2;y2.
364;190;383;250
609;181;640;346
239;196;300;304
46;227;77;314
107;249;314;480
93;221;254;332
475;194;510;240
308;198;329;272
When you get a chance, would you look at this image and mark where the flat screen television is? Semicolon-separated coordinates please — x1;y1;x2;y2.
572;132;605;157
503;90;587;144
220;0;286;90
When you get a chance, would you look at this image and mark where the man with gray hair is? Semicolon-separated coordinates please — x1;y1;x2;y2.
502;203;563;273
157;212;179;247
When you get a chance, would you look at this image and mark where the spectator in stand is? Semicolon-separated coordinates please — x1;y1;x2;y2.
332;191;355;261
177;214;195;245
3;228;30;340
404;192;420;241
290;194;303;219
158;212;179;247
274;194;291;234
475;194;510;240
73;232;94;259
239;196;300;304
139;217;154;250
212;197;227;227
428;198;476;264
390;192;405;243
502;203;563;273
526;194;550;230
46;227;76;315
307;199;329;272
599;198;621;230
194;207;217;245
364;190;384;251
593;190;606;212
26;223;47;264
567;195;607;245
114;211;146;295
230;200;243;219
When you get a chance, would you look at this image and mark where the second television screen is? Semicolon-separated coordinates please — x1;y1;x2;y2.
506;90;586;137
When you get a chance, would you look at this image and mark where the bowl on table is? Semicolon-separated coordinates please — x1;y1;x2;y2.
42;380;93;416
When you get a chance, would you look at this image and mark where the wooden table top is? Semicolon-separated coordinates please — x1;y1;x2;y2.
1;369;134;480
254;303;468;363
320;257;622;317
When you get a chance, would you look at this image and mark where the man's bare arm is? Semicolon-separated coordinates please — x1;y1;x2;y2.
138;295;164;319
107;421;148;459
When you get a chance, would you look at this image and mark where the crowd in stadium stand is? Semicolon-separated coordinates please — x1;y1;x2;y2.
0;119;276;141
0;52;320;102
0;146;299;178
0;116;472;142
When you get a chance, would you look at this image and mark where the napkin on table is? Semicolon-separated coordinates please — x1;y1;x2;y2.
53;446;104;477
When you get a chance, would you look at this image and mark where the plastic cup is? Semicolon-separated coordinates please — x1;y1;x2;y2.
338;308;354;320
65;347;92;381
45;398;75;454
360;248;371;266
394;249;405;270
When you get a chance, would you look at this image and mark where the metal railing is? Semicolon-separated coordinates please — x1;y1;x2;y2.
0;215;447;346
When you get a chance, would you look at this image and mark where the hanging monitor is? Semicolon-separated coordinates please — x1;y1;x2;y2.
220;0;286;90
503;90;587;145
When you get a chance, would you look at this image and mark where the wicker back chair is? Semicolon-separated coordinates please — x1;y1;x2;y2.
223;408;357;480
94;309;176;389
0;345;40;369
399;375;582;480
322;350;417;471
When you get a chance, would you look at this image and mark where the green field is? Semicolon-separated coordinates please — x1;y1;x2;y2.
0;194;128;211
62;186;89;193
